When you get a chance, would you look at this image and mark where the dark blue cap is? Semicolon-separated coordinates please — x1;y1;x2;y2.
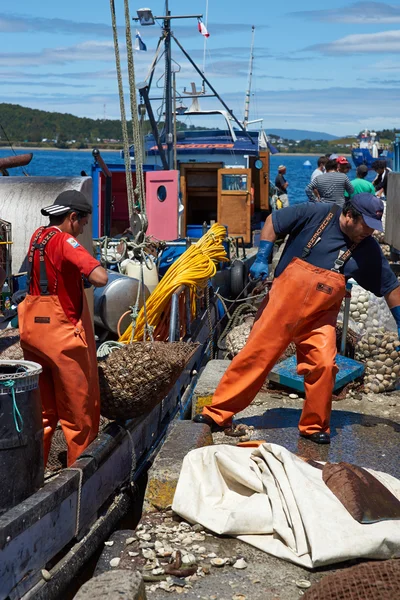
350;193;384;232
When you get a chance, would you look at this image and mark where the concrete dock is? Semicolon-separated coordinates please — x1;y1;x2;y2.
85;360;399;599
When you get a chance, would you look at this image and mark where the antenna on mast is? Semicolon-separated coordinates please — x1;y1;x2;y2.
243;25;255;130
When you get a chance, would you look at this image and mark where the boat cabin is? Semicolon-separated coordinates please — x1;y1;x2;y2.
92;150;270;245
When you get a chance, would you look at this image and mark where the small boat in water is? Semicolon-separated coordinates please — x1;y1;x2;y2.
351;129;393;169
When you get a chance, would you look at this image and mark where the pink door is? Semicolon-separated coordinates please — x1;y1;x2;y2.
146;170;179;240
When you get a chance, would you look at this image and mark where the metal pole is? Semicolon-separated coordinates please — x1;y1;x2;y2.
164;2;174;169
243;26;255;130
340;282;352;355
138;85;169;170
173;70;177;170
169;285;185;342
171;34;255;145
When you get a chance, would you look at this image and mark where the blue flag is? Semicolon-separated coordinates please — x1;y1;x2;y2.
134;30;147;52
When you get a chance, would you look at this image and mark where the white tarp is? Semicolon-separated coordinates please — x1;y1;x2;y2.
172;443;400;568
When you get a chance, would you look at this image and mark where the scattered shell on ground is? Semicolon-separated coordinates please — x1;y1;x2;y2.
232;595;247;600
289;393;299;399
196;546;206;554
125;537;136;545
128;551;139;557
142;548;156;560
233;558;248;569
41;569;52;581
208;552;217;558
210;557;226;567
104;540;114;547
182;553;197;565
181;536;193;546
152;567;165;575
296;580;312;589
193;533;206;541
109;557;121;568
137;532;152;541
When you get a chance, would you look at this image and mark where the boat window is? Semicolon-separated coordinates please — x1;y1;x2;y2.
222;174;248;191
157;185;167;202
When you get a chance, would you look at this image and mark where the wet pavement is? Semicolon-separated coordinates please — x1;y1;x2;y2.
233;407;400;477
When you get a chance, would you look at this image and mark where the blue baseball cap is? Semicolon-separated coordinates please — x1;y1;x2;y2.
350;193;384;232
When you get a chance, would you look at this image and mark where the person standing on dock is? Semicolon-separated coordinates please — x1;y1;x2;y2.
372;159;391;198
311;156;328;181
346;165;376;197
336;156;352;174
194;194;400;444
18;191;108;467
274;165;289;208
305;159;354;206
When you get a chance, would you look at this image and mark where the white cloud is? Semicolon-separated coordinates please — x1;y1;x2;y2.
290;2;400;24
306;30;400;55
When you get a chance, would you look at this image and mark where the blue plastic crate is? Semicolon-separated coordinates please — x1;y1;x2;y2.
267;354;364;393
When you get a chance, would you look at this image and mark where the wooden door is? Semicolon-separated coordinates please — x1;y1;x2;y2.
217;168;252;243
250;150;270;211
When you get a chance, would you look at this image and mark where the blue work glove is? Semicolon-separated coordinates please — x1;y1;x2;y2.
82;275;92;289
390;305;400;350
249;240;274;281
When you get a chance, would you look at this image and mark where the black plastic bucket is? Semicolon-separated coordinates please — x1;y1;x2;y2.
0;360;43;514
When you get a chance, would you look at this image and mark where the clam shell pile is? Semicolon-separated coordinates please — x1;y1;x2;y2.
355;331;400;393
347;285;400;393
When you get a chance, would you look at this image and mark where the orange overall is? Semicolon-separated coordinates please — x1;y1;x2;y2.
204;255;348;435
18;228;100;466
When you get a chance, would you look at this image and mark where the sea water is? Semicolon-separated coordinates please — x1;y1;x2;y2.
0;149;375;207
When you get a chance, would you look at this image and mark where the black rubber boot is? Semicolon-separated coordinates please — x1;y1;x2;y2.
300;431;331;444
193;413;227;432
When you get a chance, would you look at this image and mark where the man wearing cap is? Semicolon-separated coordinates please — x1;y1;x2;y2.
274;165;289;208
336;155;352;175
194;194;400;444
18;190;108;466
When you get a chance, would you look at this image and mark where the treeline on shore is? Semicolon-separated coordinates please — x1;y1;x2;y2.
0;103;396;153
0;103;204;150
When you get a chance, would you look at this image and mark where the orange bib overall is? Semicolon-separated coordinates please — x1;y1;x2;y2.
18;228;100;466
204;206;351;435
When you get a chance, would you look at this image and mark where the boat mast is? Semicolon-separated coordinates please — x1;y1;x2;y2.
243;25;255;130
164;1;174;169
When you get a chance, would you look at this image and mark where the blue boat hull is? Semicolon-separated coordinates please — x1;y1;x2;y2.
352;148;393;170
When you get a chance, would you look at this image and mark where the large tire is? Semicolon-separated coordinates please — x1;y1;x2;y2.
230;259;247;299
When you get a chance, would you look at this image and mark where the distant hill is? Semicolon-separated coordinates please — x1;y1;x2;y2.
267;129;338;141
0;103;204;148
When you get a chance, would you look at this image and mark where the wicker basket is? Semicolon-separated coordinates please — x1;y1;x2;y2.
98;341;199;420
0;329;23;361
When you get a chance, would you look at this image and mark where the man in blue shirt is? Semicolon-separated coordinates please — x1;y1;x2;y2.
194;194;400;444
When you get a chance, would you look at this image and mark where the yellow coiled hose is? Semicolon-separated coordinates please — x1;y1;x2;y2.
119;223;228;342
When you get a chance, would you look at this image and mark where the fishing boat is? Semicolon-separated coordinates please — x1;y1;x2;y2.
351;129;393;169
0;3;273;599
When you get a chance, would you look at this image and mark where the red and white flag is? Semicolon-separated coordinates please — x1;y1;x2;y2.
198;20;210;38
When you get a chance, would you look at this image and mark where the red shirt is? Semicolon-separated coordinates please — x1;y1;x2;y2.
29;226;101;325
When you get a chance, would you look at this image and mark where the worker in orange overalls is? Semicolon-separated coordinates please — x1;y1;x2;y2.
194;194;400;444
18;190;108;466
